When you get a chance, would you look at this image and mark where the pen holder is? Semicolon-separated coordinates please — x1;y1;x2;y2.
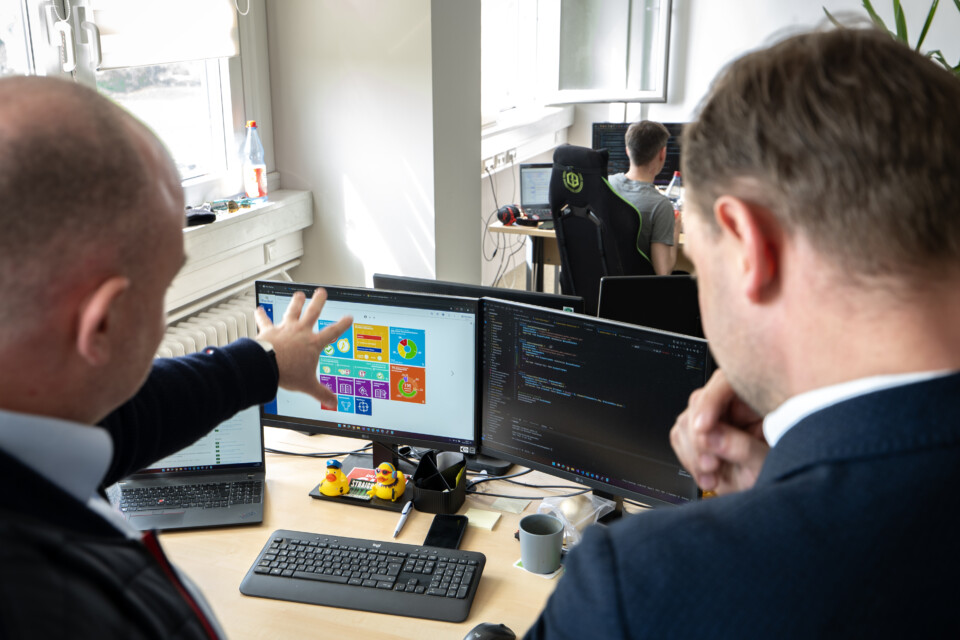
409;450;466;514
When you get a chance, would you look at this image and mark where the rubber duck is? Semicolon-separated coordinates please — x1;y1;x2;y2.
367;462;406;501
318;459;349;497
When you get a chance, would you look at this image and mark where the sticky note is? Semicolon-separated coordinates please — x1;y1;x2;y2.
464;508;502;530
491;497;530;514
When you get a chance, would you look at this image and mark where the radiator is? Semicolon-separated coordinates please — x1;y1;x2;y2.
156;290;258;357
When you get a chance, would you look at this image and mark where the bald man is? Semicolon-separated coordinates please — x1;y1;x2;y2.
526;27;960;638
0;76;350;638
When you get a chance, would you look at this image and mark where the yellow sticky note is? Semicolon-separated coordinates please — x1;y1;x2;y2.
464;508;502;530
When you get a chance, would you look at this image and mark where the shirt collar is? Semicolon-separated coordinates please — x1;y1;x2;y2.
763;370;957;448
0;408;113;503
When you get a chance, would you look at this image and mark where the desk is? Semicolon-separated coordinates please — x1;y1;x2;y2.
489;223;692;293
488;222;561;292
160;428;573;639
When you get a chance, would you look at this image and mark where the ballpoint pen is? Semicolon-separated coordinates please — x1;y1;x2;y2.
393;500;413;538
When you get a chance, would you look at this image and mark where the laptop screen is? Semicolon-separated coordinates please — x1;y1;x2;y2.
134;406;264;475
520;164;552;207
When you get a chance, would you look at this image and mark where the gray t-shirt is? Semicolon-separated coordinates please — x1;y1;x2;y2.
608;174;676;259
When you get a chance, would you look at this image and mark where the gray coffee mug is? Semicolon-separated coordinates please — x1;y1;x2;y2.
519;514;564;574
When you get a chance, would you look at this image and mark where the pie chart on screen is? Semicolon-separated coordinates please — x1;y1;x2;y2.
397;338;418;360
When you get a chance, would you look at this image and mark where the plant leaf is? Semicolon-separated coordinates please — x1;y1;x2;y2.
822;7;845;29
915;0;939;51
861;0;891;34
893;0;909;43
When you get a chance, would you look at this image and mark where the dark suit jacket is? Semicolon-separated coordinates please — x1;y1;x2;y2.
0;339;278;639
525;372;960;639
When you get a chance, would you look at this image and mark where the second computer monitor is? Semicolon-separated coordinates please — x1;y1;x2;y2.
597;275;704;339
481;298;713;508
372;273;585;315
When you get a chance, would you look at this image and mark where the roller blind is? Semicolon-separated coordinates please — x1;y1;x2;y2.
90;0;239;70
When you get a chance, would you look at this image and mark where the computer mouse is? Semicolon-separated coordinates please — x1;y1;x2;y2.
464;622;517;640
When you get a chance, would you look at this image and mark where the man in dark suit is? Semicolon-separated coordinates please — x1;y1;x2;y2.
525;26;960;638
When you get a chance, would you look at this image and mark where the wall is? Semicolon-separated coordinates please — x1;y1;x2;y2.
266;0;480;287
575;0;960;140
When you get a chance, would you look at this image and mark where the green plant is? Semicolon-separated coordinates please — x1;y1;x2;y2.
824;0;960;76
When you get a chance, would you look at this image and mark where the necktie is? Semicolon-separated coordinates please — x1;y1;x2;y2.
141;529;220;639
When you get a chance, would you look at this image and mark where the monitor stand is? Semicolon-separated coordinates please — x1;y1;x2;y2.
407;446;512;476
341;441;418;477
594;490;625;523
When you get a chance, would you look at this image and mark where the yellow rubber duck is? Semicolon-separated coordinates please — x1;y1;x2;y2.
367;462;406;501
318;459;350;497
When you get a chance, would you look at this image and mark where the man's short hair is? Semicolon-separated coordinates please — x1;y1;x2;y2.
0;77;160;323
625;120;670;167
682;27;960;278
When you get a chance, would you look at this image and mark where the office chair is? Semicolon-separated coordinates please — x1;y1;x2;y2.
549;144;655;315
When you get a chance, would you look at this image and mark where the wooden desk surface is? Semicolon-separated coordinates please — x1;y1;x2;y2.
160;428;574;639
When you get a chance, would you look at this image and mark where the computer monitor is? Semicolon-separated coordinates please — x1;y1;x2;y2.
255;281;479;479
598;275;704;338
480;299;714;510
372;273;585;314
591;122;685;185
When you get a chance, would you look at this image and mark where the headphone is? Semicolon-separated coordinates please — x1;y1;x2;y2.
376;462;398;481
497;204;540;227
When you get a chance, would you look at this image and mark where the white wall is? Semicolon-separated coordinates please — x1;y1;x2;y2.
266;0;480;288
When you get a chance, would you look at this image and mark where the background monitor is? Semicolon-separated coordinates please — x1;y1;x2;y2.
480;299;713;509
591;122;685;185
256;281;479;477
597;275;704;338
373;273;585;315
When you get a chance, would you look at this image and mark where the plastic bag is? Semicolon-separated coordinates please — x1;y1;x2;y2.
537;493;616;547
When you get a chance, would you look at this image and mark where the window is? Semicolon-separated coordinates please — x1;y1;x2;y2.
97;60;231;182
543;0;673;104
3;0;264;204
481;0;673;121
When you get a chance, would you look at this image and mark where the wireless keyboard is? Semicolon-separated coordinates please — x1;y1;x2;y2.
240;529;486;622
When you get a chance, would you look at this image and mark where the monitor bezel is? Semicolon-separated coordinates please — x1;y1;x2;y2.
255;280;481;456
372;273;585;315
597;274;704;339
478;298;714;508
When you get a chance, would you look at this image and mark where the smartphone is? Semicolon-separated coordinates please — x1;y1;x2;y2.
423;514;469;549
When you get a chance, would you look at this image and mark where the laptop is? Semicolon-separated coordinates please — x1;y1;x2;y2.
110;406;265;531
519;163;553;220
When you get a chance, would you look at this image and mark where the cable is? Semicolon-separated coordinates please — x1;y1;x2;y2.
481;165;503;263
466;468;532;489
466;487;591;500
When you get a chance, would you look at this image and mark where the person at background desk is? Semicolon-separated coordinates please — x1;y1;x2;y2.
0;75;351;639
525;25;960;638
607;120;680;275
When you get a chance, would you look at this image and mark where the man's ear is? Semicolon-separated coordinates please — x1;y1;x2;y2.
76;276;130;366
713;195;780;302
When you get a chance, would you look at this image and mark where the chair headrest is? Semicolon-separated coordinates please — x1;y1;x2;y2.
552;144;609;174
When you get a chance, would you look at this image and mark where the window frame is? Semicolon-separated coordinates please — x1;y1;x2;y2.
13;0;273;205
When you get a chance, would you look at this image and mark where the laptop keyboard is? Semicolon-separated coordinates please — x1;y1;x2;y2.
118;481;262;512
240;529;485;622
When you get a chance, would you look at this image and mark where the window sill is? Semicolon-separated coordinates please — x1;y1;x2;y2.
480;105;574;176
165;189;313;321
